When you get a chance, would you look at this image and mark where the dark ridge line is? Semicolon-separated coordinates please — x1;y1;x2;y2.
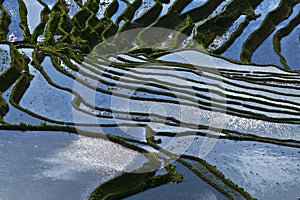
86;55;291;93
48;52;297;122
219;75;300;97
49;50;295;121
103;54;299;87
79;70;300;117
44;62;190;128
87;59;300;91
0;123;149;145
45;53;215;129
115;54;152;63
80;59;300;114
1;121;300;150
227;76;300;84
155;47;298;74
77;70;300;118
87;58;300;109
0;94;8;119
76;96;300;143
73;104;210;131
223;71;300;78
89;47;297;77
39;49;297;123
154;130;300;149
222;72;300;91
90;56;300;88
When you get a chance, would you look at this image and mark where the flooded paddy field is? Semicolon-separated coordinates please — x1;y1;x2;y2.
0;0;300;199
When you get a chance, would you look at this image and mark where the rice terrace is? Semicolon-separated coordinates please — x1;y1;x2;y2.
0;0;300;199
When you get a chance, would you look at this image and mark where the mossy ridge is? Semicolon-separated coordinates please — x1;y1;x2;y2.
94;70;281;120
0;62;20;92
0;48;77;126
68;8;106;53
168;0;193;13
47;54;177;126
273;10;300;70
135;15;193;49
89;152;182;200
56;3;73;36
69;79;188;128
0;45;24;93
151;127;300;155
133;0;162;27
0;4;11;41
31;0;51;43
222;130;300;149
179;157;254;200
211;16;251;55
43;1;63;45
145;127;253;200
0;123;75;132
103;0;119;19
17;0;31;41
39;0;104;54
2;0;298;70
0;123;149;149
85;0;101;14
10;73;33;104
0;94;8;118
116;0;142;26
148;9;186;31
240;0;300;62
2;121;299;152
194;0;260;48
40;42;83;63
183;0;223;21
221;70;300;91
